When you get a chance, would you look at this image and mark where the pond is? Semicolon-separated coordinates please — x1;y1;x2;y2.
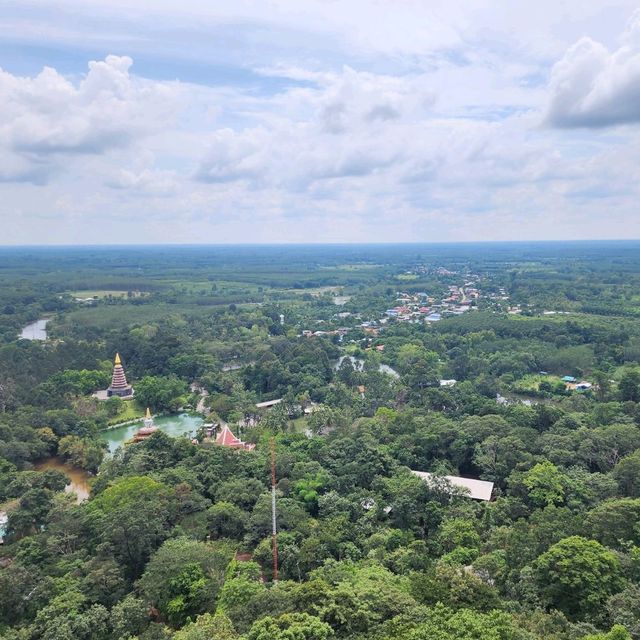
101;412;204;454
334;355;400;378
34;457;91;503
20;318;50;341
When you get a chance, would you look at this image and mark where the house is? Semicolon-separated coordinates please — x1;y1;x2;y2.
411;470;494;501
561;376;577;383
439;379;457;387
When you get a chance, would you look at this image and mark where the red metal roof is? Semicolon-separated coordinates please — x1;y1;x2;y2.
214;425;256;450
216;425;242;446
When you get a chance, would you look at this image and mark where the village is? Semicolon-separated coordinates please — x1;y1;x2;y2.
300;267;483;340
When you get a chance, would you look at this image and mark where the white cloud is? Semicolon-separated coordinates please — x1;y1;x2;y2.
2;2;640;243
105;167;178;194
545;9;640;127
0;55;178;183
197;67;434;187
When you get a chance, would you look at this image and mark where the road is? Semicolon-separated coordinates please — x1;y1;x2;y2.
196;388;209;414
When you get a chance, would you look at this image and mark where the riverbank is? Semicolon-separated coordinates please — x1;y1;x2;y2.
102;415;152;431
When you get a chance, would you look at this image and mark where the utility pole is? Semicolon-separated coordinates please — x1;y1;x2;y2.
270;437;279;583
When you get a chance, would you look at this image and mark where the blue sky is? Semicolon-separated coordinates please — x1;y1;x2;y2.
1;0;640;244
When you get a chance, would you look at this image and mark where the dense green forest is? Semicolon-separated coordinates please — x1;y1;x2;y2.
1;242;640;640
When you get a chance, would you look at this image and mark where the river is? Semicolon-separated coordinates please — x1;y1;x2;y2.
20;318;50;340
34;458;91;503
101;412;204;454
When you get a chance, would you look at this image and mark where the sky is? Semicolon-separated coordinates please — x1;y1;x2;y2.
1;1;640;244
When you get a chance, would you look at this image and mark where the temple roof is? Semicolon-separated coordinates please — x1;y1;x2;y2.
216;425;243;446
114;353;121;365
215;425;255;450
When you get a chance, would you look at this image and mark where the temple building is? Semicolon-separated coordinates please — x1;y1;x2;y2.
215;425;255;451
107;353;134;398
132;408;158;443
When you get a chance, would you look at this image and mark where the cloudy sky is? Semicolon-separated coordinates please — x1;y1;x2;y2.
1;0;640;244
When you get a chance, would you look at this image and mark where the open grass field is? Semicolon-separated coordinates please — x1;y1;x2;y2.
157;279;265;295
106;400;145;426
53;303;215;331
511;373;564;393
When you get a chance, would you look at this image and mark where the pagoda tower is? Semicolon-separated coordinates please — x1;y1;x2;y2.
133;408;158;442
107;353;134;398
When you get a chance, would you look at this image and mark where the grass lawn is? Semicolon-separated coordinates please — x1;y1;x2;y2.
511;373;563;392
107;400;145;425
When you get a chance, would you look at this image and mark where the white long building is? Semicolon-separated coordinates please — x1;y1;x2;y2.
411;470;494;501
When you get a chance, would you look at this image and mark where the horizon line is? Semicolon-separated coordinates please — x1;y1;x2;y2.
1;238;639;248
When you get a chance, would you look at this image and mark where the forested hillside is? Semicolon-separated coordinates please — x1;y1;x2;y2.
1;243;640;640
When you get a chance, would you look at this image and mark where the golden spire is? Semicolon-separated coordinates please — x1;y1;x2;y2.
114;353;122;366
146;407;151;419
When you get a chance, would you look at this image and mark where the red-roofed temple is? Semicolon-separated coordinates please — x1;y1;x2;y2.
107;353;134;398
215;425;255;451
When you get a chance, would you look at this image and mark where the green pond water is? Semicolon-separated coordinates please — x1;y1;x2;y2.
101;413;204;454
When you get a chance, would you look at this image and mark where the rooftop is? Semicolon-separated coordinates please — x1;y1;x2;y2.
411;470;494;501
